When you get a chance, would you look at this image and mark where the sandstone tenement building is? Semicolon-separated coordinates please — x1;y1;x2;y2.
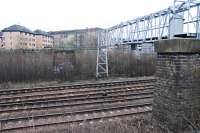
49;28;102;49
1;25;53;49
34;29;54;49
1;25;102;50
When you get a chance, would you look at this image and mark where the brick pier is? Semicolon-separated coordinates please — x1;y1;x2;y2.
153;39;200;132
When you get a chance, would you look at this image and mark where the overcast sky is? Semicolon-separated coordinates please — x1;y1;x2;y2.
0;0;173;31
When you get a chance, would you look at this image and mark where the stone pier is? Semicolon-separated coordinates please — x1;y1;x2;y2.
153;39;200;132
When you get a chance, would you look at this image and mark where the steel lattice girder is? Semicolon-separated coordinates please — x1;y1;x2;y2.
96;0;200;78
104;0;200;45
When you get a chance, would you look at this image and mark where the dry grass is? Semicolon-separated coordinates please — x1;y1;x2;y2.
0;50;54;82
16;115;171;133
108;49;156;77
0;49;156;83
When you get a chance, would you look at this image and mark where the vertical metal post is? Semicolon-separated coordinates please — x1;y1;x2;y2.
187;0;191;35
197;5;200;39
136;20;139;43
155;16;157;39
150;15;153;41
158;13;161;39
172;0;176;38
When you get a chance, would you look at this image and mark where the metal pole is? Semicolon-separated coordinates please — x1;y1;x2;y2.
187;0;191;35
173;0;176;38
197;5;200;38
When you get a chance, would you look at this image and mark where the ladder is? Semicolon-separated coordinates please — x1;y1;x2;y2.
96;30;108;79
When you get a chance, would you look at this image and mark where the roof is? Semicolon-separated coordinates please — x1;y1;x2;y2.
49;27;103;35
34;29;52;37
48;29;78;35
2;24;33;34
34;29;48;36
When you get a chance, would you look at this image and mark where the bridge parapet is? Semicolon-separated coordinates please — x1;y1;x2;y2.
153;39;200;132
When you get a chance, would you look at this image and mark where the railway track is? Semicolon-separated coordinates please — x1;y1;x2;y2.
0;94;153;119
0;77;155;96
0;83;153;103
0;102;152;133
0;77;156;133
0;86;153;118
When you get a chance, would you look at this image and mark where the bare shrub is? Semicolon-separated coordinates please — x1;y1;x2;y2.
20;115;171;133
74;50;96;80
73;49;156;80
0;49;54;82
0;49;156;83
108;49;156;77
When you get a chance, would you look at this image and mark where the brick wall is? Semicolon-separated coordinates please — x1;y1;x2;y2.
153;39;200;132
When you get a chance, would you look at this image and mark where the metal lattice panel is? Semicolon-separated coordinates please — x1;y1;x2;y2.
96;30;108;78
105;0;200;45
96;0;200;78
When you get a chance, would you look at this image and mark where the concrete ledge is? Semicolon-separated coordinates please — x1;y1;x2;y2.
155;39;200;53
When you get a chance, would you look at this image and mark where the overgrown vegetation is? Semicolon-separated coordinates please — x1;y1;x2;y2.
0;50;55;82
0;49;156;82
109;49;155;77
19;115;171;133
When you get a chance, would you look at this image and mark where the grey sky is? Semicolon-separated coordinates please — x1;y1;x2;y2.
0;0;173;31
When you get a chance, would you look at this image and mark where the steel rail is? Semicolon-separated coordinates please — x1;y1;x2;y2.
0;95;153;118
0;78;156;95
0;87;153;108
0;83;153;102
0;84;153;104
0;102;152;132
0;107;151;132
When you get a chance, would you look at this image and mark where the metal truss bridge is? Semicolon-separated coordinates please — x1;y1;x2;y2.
96;0;200;78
